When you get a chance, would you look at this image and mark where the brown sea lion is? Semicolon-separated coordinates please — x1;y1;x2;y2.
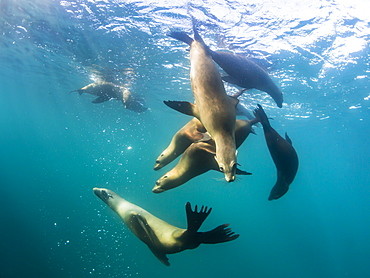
166;23;238;182
152;119;257;193
210;51;283;108
253;104;299;200
69;81;147;113
154;117;208;170
93;188;239;266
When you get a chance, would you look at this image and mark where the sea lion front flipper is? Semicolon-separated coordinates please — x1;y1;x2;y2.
197;142;216;155
167;31;194;46
147;246;170;266
196;224;239;244
222;75;239;85
92;95;111;103
253;104;271;127
69;89;84;95
163;100;198;117
236;167;252;175
285;132;293;145
185;202;212;235
230;88;248;98
228;95;239;107
194;132;212;143
130;214;158;245
130;214;170;266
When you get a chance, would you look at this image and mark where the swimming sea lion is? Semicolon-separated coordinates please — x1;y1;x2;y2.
93;188;239;266
166;24;239;182
253;104;298;200
69;81;147;112
154;117;208;170
209;50;283;108
152;119;257;193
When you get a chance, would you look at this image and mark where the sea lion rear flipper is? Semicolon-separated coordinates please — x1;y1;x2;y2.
285;132;293;145
185;202;212;235
164;100;198;117
92;95;110;103
196;224;239;244
130;214;170;266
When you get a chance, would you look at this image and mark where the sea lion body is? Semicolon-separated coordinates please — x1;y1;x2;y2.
253;104;298;200
167;27;238;182
153;119;256;193
70;81;147;112
93;188;239;266
210;51;283;108
154;117;207;170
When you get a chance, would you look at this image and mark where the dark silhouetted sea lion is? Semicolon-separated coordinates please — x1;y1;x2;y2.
210;50;283;108
154;117;208;170
93;188;239;266
152;119;257;193
167;24;238;182
253;104;298;200
69;81;147;113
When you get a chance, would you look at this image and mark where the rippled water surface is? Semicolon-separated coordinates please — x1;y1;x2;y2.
1;0;370;277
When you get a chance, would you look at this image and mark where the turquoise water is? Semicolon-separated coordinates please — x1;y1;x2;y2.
1;0;370;277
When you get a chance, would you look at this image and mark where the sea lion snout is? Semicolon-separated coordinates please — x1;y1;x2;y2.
215;156;237;182
224;173;236;182
152;181;165;193
154;161;162;170
152;187;165;193
93;187;113;201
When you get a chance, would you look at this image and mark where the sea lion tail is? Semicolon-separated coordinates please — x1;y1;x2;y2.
167;31;193;46
253;104;271;127
196;224;240;244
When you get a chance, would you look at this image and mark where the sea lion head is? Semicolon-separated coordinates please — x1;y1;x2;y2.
93;187;119;208
268;182;289;201
152;169;185;193
214;150;238;182
154;154;165;170
152;175;171;193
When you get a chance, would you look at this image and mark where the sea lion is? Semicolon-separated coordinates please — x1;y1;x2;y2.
209;50;283;108
69;81;147;113
166;24;239;182
253;104;298;200
93;188;239;266
154;117;208;170
152;119;257;193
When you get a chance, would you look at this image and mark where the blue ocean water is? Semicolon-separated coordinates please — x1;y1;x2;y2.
1;0;369;277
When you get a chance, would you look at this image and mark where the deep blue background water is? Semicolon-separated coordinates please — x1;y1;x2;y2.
1;0;370;277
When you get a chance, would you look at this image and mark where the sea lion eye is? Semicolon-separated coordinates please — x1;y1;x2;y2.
102;190;113;199
164;175;168;179
219;166;224;172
